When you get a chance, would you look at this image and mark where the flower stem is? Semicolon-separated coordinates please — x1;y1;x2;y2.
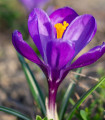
47;82;58;120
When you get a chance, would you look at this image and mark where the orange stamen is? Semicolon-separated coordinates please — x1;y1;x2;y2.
54;21;69;39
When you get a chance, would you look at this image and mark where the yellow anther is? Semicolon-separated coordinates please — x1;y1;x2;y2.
54;21;69;39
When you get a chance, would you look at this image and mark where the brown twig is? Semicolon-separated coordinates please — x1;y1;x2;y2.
71;71;99;81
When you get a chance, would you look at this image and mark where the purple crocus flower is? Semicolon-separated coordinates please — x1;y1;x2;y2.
12;7;105;119
19;0;49;12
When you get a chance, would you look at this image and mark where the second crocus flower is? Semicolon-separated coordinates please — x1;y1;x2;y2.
19;0;49;12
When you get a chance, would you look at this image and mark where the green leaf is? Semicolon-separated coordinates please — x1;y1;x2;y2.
0;106;31;120
36;115;53;120
69;98;75;106
59;68;82;120
59;81;75;120
80;110;87;120
67;77;105;120
36;115;42;120
75;68;83;80
43;117;48;120
17;53;46;115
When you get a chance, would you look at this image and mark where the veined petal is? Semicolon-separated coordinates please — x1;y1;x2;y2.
46;40;75;70
63;14;97;56
28;8;53;59
50;7;78;26
69;42;105;69
12;30;43;66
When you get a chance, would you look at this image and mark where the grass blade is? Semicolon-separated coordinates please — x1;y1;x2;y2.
59;81;75;120
0;106;31;120
17;53;46;115
59;68;83;120
75;68;83;80
67;77;105;120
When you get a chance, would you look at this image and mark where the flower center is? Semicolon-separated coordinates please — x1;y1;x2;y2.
54;21;69;39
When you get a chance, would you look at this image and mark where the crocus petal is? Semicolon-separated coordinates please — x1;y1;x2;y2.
49;7;78;38
19;0;49;12
19;0;36;12
49;7;78;26
63;14;97;56
28;8;53;59
69;42;105;69
12;30;43;66
46;40;75;69
46;6;55;15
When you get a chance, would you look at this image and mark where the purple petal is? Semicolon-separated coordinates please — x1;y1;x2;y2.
46;40;75;69
12;30;43;66
19;0;36;12
46;6;55;15
28;8;53;59
19;0;49;12
63;14;97;56
49;7;78;38
49;7;78;26
69;42;105;69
